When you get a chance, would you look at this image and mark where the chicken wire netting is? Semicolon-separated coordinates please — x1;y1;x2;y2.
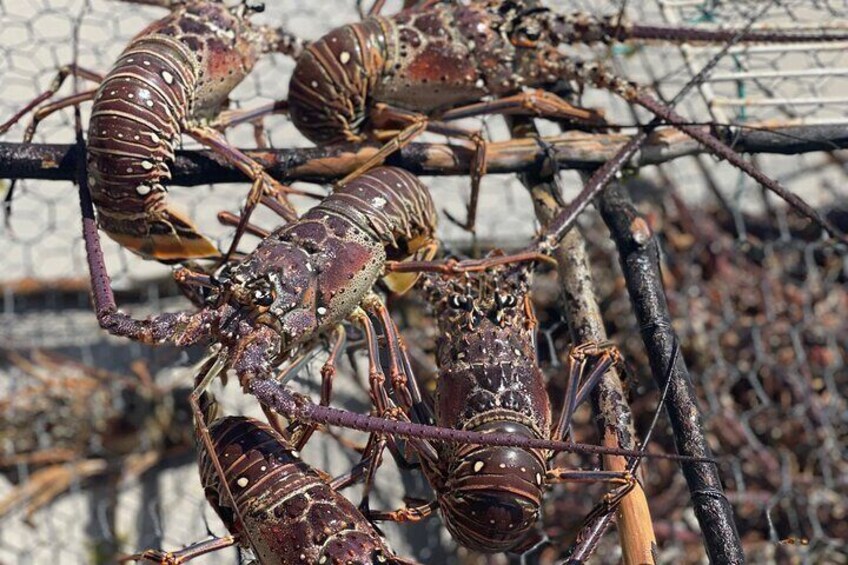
0;0;846;563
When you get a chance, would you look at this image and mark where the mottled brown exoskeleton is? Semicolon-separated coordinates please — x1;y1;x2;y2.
2;0;307;262
124;368;417;565
81;166;437;400
286;0;846;240
389;260;633;553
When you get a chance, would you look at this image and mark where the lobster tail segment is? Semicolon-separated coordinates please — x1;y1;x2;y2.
101;206;221;262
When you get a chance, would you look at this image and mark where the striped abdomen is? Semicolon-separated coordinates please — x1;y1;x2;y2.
200;416;407;564
436;366;549;553
87;34;216;261
305;166;436;259
86;1;266;262
288;18;388;144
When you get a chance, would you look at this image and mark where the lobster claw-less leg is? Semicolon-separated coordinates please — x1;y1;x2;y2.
183;124;305;261
0;64;103;219
0;64;103;137
290;326;347;450
383;249;555;277
119;536;237;564
552;342;623;442
349;307;427;510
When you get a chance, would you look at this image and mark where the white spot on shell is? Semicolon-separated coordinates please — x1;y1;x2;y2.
317;307;327;316
311;80;318;88
141;160;154;170
499;463;506;469
127;93;133;99
126;167;133;173
236;477;249;488
291;450;300;458
142;60;150;66
145;100;154;107
371;196;387;209
536;473;543;485
339;51;351;64
136;184;151;196
260;466;266;472
161;70;174;84
473;461;484;473
475;78;485;88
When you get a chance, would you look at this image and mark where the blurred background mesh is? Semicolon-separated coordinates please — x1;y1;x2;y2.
0;0;846;563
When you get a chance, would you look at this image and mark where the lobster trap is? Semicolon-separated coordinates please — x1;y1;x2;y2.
1;0;847;564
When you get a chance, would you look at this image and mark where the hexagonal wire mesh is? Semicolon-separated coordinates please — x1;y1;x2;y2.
0;0;846;563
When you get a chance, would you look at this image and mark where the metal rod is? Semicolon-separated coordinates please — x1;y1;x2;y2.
2;122;846;184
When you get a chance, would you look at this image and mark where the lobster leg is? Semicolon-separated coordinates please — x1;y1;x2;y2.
439;89;604;126
120;535;237;564
564;339;683;563
347;309;418;513
210;100;290;144
183;124;301;261
0;64;102;135
383;250;554;275
367;499;440;523
216;210;271;239
292;326;347;450
552;343;622;442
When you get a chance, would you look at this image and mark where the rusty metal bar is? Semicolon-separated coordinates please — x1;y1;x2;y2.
1;122;846;184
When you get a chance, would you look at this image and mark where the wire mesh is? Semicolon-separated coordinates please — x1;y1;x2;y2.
0;0;846;564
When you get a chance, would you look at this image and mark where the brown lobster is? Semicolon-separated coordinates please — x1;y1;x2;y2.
2;0;307;262
284;0;846;240
123;365;417;565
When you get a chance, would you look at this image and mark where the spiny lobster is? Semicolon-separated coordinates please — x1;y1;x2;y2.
248;261;711;560
283;0;847;239
326;257;635;554
80;164;437;391
2;0;307;262
123;363;417;565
